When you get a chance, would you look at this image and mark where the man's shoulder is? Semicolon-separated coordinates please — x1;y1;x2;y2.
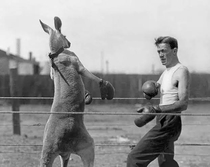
175;64;190;79
178;64;189;74
179;64;188;71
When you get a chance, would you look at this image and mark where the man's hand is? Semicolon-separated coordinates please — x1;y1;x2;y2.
134;105;161;127
142;80;159;100
99;79;115;100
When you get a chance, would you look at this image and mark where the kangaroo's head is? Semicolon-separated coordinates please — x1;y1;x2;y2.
40;16;71;53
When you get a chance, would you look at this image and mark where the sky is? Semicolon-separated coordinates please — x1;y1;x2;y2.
0;0;210;74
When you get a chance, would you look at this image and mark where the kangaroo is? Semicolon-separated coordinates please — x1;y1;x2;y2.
39;17;114;167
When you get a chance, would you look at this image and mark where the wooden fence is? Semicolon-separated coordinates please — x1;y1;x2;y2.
0;73;209;104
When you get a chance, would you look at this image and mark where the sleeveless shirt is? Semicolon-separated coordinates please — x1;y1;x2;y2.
159;63;183;105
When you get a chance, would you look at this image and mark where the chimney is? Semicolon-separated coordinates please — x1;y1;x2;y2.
6;47;10;56
106;60;109;74
29;52;32;61
16;38;21;56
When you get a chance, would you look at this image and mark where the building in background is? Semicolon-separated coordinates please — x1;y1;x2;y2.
0;49;39;75
39;61;51;75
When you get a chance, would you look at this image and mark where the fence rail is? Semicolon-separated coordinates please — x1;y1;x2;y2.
1;96;210;101
0;110;210;116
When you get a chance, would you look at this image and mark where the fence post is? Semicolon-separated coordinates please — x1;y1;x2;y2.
9;59;21;135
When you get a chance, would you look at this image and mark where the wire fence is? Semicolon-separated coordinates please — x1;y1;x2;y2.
0;96;210;158
1;122;210;127
0;110;210;117
0;150;209;157
1;96;210;101
1;143;210;147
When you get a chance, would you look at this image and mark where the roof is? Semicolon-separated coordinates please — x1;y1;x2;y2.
0;49;38;65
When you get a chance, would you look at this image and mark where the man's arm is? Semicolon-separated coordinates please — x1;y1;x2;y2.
135;67;190;127
159;67;190;113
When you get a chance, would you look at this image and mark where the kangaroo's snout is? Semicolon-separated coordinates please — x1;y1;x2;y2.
65;38;71;48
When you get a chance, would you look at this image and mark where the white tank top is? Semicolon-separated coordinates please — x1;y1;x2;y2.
159;63;183;105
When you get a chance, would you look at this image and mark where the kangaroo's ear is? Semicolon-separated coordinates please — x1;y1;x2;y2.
39;20;53;34
54;16;62;32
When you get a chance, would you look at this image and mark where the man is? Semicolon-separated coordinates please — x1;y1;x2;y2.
127;36;190;167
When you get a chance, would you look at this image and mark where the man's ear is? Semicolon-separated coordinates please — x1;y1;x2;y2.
173;48;178;54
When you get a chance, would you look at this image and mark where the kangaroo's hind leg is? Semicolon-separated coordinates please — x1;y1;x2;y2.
39;150;58;167
59;153;71;167
77;143;95;167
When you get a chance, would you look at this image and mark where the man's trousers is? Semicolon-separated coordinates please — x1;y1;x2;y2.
127;115;182;167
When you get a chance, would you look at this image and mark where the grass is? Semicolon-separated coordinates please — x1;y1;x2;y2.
0;103;210;167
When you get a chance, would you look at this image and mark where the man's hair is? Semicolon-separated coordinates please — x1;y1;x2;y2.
155;36;178;49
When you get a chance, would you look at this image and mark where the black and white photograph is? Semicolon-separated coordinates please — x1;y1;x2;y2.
0;0;210;167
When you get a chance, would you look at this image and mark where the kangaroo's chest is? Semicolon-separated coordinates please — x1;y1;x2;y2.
52;53;85;106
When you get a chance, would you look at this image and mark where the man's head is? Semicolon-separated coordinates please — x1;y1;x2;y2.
155;36;179;67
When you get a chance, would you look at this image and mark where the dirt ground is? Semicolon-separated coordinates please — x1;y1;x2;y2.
0;103;210;167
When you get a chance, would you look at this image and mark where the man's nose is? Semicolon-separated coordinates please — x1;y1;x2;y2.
159;52;164;57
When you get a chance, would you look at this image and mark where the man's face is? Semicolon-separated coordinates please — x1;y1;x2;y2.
156;43;175;67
